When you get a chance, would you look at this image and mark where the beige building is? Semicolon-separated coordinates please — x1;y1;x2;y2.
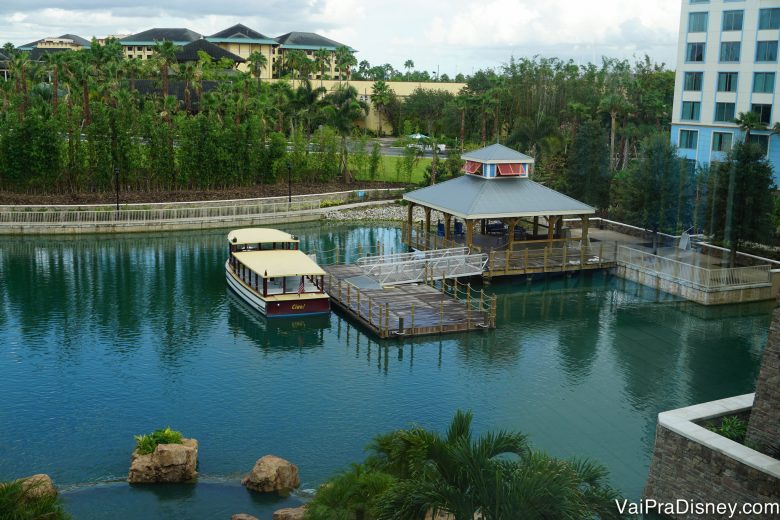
273;32;354;81
119;28;201;60
18;34;90;52
207;24;276;78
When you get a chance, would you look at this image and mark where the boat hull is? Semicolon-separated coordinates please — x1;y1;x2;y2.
225;262;330;318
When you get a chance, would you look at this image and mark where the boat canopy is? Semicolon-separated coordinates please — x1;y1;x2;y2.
232;250;326;278
228;228;299;245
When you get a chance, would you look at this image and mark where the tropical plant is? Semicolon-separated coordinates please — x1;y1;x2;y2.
322;85;368;182
313;48;331;88
707;416;748;442
335;46;357;84
247;50;268;88
0;477;71;520
152;39;180;99
134;426;184;455
371;80;392;136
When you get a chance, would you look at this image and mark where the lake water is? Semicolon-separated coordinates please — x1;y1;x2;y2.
0;223;771;519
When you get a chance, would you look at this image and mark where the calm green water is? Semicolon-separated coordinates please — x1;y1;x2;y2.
0;223;771;519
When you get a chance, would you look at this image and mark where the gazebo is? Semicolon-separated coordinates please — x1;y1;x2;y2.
403;143;595;251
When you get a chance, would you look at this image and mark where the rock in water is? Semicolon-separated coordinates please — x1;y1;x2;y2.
127;438;198;483
272;506;306;520
20;474;57;498
241;455;300;493
231;515;259;520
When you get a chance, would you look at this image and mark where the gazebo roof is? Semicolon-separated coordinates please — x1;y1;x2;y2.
404;175;594;220
462;143;534;164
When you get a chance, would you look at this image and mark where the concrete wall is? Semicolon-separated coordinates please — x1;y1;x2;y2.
747;305;780;452
644;395;780;520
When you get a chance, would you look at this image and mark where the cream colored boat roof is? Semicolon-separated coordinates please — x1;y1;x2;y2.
233;250;326;278
228;228;299;245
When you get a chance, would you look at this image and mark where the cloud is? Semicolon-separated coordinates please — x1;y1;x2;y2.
0;0;680;74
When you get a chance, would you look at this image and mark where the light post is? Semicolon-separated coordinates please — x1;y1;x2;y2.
287;161;292;205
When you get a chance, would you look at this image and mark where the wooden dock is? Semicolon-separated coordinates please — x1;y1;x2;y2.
324;265;496;339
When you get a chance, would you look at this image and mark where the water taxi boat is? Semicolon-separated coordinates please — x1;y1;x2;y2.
225;228;330;317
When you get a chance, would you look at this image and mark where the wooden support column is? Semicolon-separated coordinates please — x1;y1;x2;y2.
581;215;590;245
547;216;557;241
506;218;518;249
465;219;475;250
555;215;563;238
444;213;452;240
424;207;431;235
406;202;415;244
533;216;539;238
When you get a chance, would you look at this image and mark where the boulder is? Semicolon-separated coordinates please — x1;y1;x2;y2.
128;438;198;483
20;474;57;499
272;506;306;520
241;455;300;494
231;515;259;520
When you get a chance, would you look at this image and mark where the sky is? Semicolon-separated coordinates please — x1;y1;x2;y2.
0;0;682;75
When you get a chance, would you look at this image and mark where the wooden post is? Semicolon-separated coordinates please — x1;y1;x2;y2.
357;289;361;315
466;219;475;251
562;241;568;271
544;247;549;271
347;283;351;308
524;248;529;272
547;216;556;241
385;303;390;336
406;202;415;244
507;218;518;249
410;304;415;333
555;216;563;238
440;299;444;333
444;213;452;240
533;216;539;237
504;249;509;275
424;207;431;235
368;297;372;325
581;215;590;245
599;242;604;267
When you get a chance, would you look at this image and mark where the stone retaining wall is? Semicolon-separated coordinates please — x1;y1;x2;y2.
747;305;780;452
616;264;774;305
644;395;780;520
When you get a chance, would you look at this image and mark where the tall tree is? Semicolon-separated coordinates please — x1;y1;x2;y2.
371;80;392;137
564;119;610;210
246;50;268;89
313;48;331;89
335;46;357;84
322;85;368;182
152;40;180;99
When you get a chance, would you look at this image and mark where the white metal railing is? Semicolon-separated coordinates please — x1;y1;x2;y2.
0;200;320;225
617;246;771;290
357;247;488;285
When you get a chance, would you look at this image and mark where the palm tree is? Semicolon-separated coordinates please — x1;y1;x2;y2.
335;46;357;84
322;85;368;182
43;51;70;114
289;79;326;135
313;48;331;89
734;110;765;142
67;54;93;126
8;53;30;120
177;62;200;113
598;92;629;171
152;40;180;99
371;80;392;137
404;59;414;78
284;49;307;89
247;50;268;89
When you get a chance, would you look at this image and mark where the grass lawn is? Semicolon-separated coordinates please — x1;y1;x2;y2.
352;156;430;184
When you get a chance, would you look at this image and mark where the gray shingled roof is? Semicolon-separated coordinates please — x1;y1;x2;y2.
209;24;274;41
461;143;534;164
176;39;245;63
19;33;91;50
404;175;594;219
275;31;347;49
121;28;202;43
30;47;73;61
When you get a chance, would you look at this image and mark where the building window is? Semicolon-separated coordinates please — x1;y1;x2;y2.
754;72;775;93
712;132;733;152
689;12;708;32
722;10;743;31
686;42;706;62
690;0;708;3
719;41;740;62
758;8;780;30
748;134;769;155
684;71;703;91
752;103;772;124
717;72;738;92
756;41;778;62
715;102;736;122
679;129;699;149
682;101;701;121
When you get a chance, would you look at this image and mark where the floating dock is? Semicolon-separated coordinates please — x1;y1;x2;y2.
324;265;496;339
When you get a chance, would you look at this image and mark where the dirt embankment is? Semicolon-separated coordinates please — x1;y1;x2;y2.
0;181;408;206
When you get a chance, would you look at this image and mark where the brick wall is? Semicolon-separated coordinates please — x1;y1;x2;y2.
747;305;780;452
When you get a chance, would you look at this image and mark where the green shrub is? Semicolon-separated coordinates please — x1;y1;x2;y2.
320;199;345;208
0;478;71;520
706;416;747;442
134;426;183;455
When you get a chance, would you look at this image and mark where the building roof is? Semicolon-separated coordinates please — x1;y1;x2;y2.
120;28;202;45
207;24;277;44
274;31;352;51
176;39;245;63
228;228;299;245
19;33;91;51
233;250;326;278
461;143;534;164
0;51;7;61
404;175;594;219
29;47;74;61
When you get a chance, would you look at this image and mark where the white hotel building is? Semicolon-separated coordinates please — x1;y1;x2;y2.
671;0;780;181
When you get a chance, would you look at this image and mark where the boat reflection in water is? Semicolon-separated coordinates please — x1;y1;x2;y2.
226;291;331;352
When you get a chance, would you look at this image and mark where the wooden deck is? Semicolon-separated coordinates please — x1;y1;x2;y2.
324;265;496;339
